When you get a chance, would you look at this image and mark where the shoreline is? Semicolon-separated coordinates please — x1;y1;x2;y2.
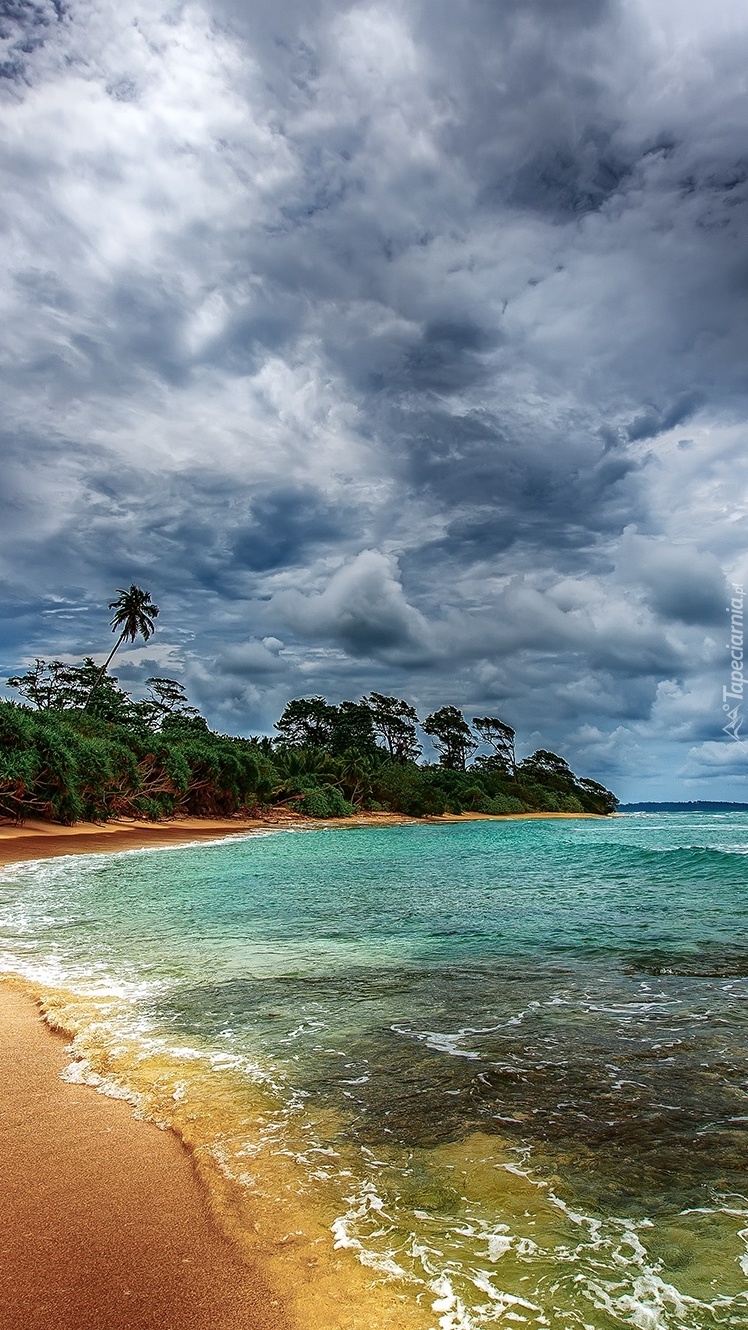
0;808;607;868
0;982;290;1330
0;805;607;1329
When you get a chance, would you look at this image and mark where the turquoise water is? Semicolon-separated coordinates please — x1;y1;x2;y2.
2;814;748;1328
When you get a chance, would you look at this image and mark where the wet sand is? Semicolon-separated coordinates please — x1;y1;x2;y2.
0;815;279;868
0;984;290;1330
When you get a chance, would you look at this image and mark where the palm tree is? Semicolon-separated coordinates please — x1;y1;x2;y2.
85;585;159;709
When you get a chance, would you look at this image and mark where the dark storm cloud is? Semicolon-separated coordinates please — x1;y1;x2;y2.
231;488;353;573
626;392;705;443
414;0;629;215
2;0;748;797
0;0;64;83
616;532;730;627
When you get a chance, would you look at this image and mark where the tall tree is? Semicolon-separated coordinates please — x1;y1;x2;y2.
145;677;199;728
472;716;517;775
575;778;618;815
329;701;378;756
274;696;338;748
422;706;476;771
517;750;574;789
7;657;131;715
85;585;159;709
363;693;421;762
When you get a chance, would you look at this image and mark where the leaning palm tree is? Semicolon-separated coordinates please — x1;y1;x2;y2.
84;585;159;709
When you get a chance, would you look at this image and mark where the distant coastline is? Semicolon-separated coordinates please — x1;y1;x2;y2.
619;800;748;812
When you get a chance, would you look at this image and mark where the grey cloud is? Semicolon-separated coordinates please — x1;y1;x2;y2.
231;488;354;572
218;639;285;678
2;0;748;797
617;532;729;627
626;392;705;442
272;550;433;659
0;0;64;84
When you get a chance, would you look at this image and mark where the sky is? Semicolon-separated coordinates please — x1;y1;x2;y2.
2;0;748;801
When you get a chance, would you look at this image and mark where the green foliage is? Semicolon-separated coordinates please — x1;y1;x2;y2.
84;585;160;712
2;665;618;825
275;697;378;758
372;762;448;817
558;793;585;813
517;750;574;789
328;701;378;757
422;706;476;771
574;778;618;815
145;677;201;729
275;697;338;748
363;693;420;762
108;586;159;644
472;717;516;774
482;794;527;815
297;787;353;818
0;702;265;824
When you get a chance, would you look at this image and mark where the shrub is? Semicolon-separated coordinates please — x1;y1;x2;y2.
297;786;353;818
373;763;448;817
484;794;527;815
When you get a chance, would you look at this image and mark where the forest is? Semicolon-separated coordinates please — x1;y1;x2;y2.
0;661;617;825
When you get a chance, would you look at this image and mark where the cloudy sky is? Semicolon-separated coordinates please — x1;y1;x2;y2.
2;0;748;800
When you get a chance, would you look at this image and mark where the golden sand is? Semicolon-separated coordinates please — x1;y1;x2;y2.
0;983;290;1330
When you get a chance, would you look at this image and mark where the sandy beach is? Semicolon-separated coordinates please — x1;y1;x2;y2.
0;808;605;868
0;983;289;1330
0;815;323;1329
0;814;286;868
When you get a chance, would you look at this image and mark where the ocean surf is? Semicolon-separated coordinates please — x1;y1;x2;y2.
1;814;747;1329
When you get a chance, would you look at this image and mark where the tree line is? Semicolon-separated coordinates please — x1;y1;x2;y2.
0;586;617;824
1;670;616;824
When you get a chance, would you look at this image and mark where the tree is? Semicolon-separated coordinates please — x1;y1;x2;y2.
85;586;159;709
472;716;517;775
517;750;574;788
575;778;619;815
72;659;139;723
274;698;378;757
7;659;76;710
145;677;199;728
363;693;421;762
330;749;379;808
422;706;477;771
329;701;378;756
7;657;136;720
274;697;338;748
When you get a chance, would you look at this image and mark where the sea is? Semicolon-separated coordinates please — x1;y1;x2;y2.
1;812;747;1330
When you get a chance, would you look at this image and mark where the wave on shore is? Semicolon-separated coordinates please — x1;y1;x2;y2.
2;815;747;1329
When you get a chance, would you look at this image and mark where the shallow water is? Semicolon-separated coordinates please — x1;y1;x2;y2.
2;814;748;1328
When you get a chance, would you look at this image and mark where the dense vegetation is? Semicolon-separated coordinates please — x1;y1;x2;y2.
1;661;617;824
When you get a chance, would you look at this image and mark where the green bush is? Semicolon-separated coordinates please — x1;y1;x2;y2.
297;786;353;818
374;762;448;817
483;794;527;815
0;701;270;824
558;793;585;813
